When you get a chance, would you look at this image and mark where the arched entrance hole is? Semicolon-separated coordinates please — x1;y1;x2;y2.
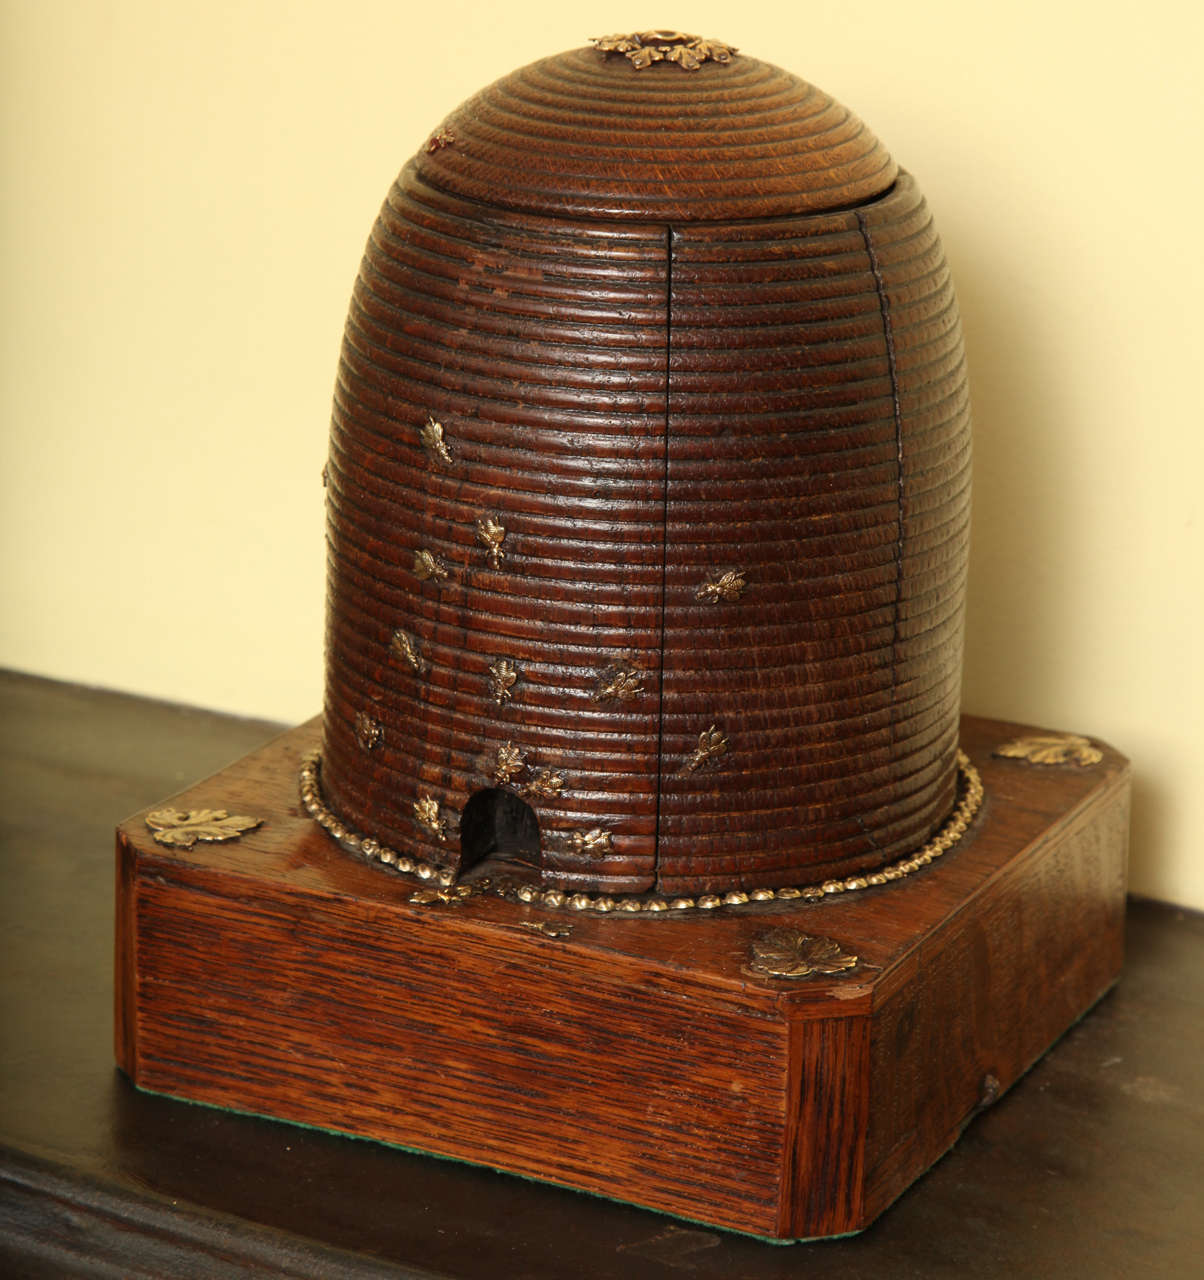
460;788;540;872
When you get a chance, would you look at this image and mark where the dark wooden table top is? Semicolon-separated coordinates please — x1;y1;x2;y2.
1;669;1200;1278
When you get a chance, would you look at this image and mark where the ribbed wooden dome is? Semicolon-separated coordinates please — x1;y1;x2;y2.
416;43;897;221
318;40;972;899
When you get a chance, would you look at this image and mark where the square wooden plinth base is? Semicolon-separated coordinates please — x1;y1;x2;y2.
115;715;1129;1242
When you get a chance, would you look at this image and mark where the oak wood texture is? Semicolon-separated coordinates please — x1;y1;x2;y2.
115;713;1128;1241
324;45;971;895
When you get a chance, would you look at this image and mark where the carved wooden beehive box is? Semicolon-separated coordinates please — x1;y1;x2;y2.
318;32;971;902
116;32;1130;1244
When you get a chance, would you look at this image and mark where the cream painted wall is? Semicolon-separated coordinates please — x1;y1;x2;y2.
3;2;1201;907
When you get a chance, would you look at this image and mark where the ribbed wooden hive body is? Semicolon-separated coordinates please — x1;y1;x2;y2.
321;40;971;897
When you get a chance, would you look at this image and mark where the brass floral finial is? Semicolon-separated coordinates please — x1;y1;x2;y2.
592;31;736;71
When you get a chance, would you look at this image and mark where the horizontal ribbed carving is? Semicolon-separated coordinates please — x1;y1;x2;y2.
417;48;895;222
323;170;667;892
657;176;969;893
321;49;970;897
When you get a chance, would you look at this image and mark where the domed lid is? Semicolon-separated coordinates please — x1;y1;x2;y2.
415;33;897;222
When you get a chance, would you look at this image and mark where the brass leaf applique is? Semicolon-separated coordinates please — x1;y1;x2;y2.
145;808;262;850
410;884;475;907
493;741;526;785
476;515;507;568
355;712;383;752
413;549;449;582
570;827;612;855
487;658;519;705
696;570;747;603
413;793;447;842
749;929;858;979
683;725;728;773
690;37;737;62
522;768;566;800
994;734;1104;767
390;628;426;674
594;665;645;702
592;32;644;54
664;44;706;70
521;921;573;938
419;415;453;465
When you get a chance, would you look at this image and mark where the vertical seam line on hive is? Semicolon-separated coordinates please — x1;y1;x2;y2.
652;224;674;887
857;211;905;746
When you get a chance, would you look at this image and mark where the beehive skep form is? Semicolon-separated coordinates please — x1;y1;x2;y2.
318;38;972;899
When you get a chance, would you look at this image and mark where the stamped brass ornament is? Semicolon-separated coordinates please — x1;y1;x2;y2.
145;808;262;850
994;733;1103;767
683;725;729;773
570;827;613;855
354;712;382;752
410;884;476;907
493;741;526;785
390;628;426;674
521;920;573;939
412;793;447;841
522;767;566;800
413;549;449;582
419;415;453;465
594;665;645;702
749;929;858;980
487;658;519;705
696;570;747;603
476;515;507;568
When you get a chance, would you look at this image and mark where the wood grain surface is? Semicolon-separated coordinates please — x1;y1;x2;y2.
116;713;1128;1240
